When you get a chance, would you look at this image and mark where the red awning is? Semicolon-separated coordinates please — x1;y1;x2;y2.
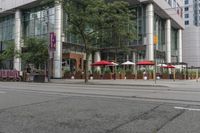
136;60;155;65
91;60;113;66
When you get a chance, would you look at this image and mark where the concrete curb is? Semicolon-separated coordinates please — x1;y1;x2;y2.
49;81;168;88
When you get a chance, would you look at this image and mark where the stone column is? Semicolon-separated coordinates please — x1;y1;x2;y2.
132;52;136;73
178;29;182;62
146;3;154;61
54;2;63;78
132;52;136;63
88;54;92;72
94;51;101;71
14;9;22;71
165;19;171;63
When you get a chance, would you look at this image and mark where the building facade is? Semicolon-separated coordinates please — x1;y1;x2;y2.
0;0;184;78
183;0;200;67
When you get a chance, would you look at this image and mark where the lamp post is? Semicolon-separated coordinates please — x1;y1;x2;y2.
45;8;56;82
154;35;158;84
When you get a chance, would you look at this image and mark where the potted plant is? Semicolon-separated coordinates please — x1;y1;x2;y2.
75;70;83;79
137;70;143;79
125;69;134;79
147;69;153;79
63;67;72;79
115;68;122;79
103;67;112;79
93;69;101;79
162;69;169;79
21;37;48;82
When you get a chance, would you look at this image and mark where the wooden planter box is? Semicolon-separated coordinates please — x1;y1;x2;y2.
162;74;169;79
137;74;143;79
63;73;73;79
93;73;101;79
126;73;135;79
115;73;120;79
75;72;83;79
148;73;153;79
176;74;184;80
103;73;112;79
120;73;125;79
33;75;45;83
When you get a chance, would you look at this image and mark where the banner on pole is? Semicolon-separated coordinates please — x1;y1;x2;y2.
50;32;56;50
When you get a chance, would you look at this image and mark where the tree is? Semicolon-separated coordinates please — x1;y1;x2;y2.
60;0;137;83
0;41;16;69
21;37;48;70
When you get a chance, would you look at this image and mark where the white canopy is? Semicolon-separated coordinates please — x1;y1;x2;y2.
111;62;119;66
106;62;119;66
157;64;167;67
121;61;135;65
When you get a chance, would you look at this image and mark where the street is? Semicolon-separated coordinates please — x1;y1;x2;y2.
0;81;200;133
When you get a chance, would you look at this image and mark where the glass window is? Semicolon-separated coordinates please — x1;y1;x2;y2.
185;7;189;11
185;0;189;4
23;5;55;37
185;20;189;25
0;15;15;41
185;14;189;18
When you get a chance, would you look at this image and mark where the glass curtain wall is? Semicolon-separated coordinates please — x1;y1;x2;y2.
63;11;82;45
171;28;178;62
0;15;15;41
23;4;55;39
0;15;15;69
154;13;165;63
130;5;146;46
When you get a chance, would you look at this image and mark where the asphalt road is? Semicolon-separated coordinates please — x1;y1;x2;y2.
0;82;200;133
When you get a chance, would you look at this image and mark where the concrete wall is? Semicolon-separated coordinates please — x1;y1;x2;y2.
183;26;200;67
0;0;36;12
153;0;184;29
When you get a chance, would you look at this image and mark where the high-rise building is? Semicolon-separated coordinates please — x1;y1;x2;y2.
183;0;200;67
0;0;184;78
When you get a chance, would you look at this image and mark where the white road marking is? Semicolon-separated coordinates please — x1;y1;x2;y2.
0;91;6;94
174;106;200;111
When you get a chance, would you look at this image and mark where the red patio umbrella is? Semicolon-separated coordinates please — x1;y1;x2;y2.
160;64;176;68
91;60;113;66
136;60;155;65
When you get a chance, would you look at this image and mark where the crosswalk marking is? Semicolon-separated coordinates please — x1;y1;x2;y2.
174;106;200;111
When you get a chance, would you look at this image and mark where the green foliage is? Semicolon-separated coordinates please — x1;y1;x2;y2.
21;37;48;69
63;67;71;74
94;69;101;74
103;67;111;74
62;0;136;50
116;67;124;74
137;70;143;75
125;69;132;74
60;0;137;82
0;41;16;61
162;69;169;74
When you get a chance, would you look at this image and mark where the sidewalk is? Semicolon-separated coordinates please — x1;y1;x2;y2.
50;79;200;88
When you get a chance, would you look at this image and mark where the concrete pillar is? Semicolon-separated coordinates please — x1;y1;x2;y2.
126;55;129;61
132;52;136;63
178;29;182;62
146;3;154;61
88;54;92;72
14;9;22;71
155;20;159;50
54;2;63;78
132;52;136;73
165;19;171;63
94;51;101;71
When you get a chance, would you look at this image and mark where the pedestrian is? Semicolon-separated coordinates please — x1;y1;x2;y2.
26;65;31;81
